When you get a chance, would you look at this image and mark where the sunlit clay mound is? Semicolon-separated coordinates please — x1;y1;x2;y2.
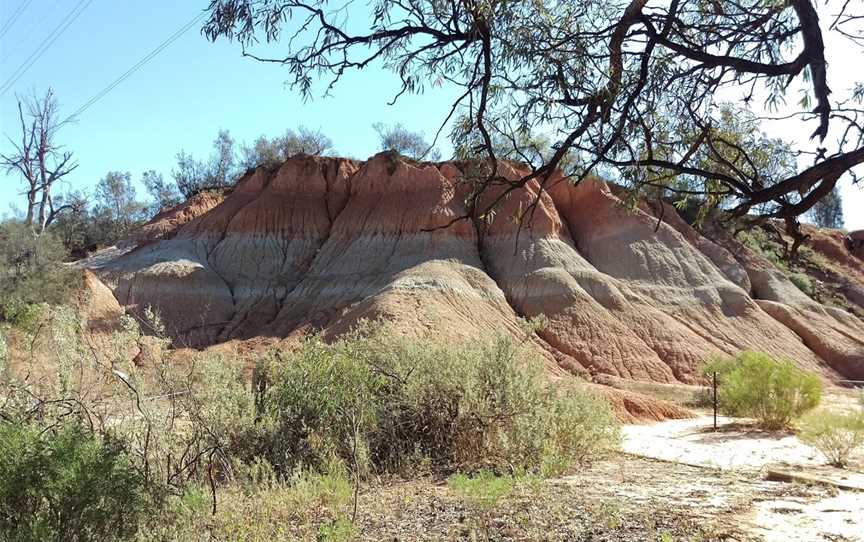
85;152;864;384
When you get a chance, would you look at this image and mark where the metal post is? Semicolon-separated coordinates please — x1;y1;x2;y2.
712;372;718;431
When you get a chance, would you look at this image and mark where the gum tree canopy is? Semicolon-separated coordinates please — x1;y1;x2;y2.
203;0;864;246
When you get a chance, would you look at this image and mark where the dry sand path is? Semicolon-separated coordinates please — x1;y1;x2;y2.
622;416;824;470
620;416;864;541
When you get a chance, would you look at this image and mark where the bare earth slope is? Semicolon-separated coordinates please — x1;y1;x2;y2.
86;153;864;384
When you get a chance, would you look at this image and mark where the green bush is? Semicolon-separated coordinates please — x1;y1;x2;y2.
799;410;864;468
703;351;822;430
0;424;151;542
259;327;620;477
0;221;76;325
736;227;788;270
788;272;815;297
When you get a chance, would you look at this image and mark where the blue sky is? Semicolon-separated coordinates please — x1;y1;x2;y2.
0;0;460;215
1;0;862;229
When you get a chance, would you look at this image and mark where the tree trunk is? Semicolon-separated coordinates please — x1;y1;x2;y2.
25;189;36;226
37;182;50;234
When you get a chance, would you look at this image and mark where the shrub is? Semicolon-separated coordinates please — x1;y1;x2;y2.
788;273;815;297
259;327;620;477
0;222;76;324
703;351;822;430
799;410;864;468
0;423;151;542
316;518;358;542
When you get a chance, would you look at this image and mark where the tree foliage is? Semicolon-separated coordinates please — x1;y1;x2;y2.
141;170;181;216
172;130;240;198
203;0;864;250
44;169;163;256
0;221;76;323
373;123;440;160
240;126;334;169
809;186;844;229
92;172;148;243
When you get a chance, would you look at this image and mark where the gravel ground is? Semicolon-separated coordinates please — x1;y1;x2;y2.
348;454;844;541
354;459;719;541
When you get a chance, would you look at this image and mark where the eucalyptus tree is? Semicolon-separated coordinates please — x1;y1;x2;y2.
240;127;334;169
173;130;240;199
810;186;845;229
373;123;441;160
203;0;864;254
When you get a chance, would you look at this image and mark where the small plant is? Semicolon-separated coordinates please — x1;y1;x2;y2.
799;410;864;468
788;273;815;297
448;471;522;540
594;499;622;530
703;351;822;430
316;517;357;542
448;471;517;511
286;463;354;521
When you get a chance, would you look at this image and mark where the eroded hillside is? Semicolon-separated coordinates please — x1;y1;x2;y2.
83;153;864;384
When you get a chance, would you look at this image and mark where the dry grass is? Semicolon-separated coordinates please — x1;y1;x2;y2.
136;457;729;542
131;453;850;541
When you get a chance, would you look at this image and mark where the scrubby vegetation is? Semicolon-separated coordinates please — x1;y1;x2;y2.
0;424;151;542
138;467;357;542
257;327;620;478
788;272;816;297
0;307;619;540
735;223;863;320
799;405;864;468
0;222;77;325
704;351;823;430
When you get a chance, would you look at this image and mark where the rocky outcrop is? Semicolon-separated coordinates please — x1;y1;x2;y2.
86;153;864;384
697;222;864;380
79;269;124;332
846;230;864;261
480;167;831;383
133;190;225;246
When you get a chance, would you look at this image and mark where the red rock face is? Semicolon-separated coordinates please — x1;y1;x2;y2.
701;223;864;380
133;190;225;246
89;153;864;383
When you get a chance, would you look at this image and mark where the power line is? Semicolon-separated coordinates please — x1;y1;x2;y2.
0;0;95;96
1;0;63;65
66;10;207;122
0;0;34;39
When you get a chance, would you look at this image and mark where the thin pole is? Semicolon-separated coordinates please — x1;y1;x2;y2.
712;372;718;431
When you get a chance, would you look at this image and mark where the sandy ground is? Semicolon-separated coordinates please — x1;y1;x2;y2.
621;416;824;470
620;416;864;541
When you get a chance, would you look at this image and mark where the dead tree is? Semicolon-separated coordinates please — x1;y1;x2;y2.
1;88;78;233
